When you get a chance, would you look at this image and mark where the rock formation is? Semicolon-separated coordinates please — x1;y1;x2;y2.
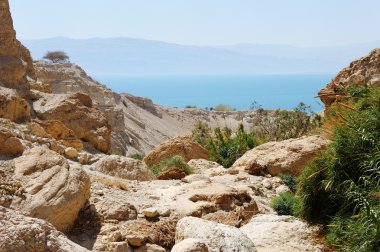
175;217;257;252
233;135;330;175
143;136;209;166
92;155;154;181
33;93;111;153
12;147;90;231
0;206;89;252
0;0;34;92
319;48;380;106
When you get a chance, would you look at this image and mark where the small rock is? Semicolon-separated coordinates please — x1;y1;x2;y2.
135;243;166;252
262;178;272;189
64;147;78;159
172;238;209;252
126;235;147;246
108;242;132;252
96;190;104;196
108;231;122;242
143;208;160;218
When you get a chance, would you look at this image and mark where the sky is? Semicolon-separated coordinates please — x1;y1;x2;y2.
9;0;380;47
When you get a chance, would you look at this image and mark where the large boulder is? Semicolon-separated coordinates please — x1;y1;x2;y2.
233;135;330;176
319;48;380;107
240;214;323;252
0;125;23;156
11;146;90;231
0;86;30;122
92;155;154;181
0;206;88;252
175;217;257;252
33;92;111;153
143;136;209;166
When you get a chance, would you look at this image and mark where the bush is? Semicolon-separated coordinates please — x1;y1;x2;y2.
250;102;322;142
297;85;380;251
192;123;257;168
279;173;297;193
271;192;299;216
149;155;192;176
43;51;70;63
214;104;235;112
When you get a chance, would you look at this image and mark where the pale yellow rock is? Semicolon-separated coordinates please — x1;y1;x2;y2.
144;136;209;166
93;155;154;181
0;206;89;252
64;147;78;159
0;86;30;123
12;146;90;232
319;48;380;106
0;126;23;156
233;135;330;176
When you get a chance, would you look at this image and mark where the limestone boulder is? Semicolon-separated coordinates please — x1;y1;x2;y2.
233;135;330;176
0;126;23;156
0;86;30;122
240;214;323;252
319;48;380;107
187;159;223;174
33;92;111;153
143;136;209;166
12;146;90;231
175;217;257;252
172;238;209;252
0;206;88;252
93;155;154;181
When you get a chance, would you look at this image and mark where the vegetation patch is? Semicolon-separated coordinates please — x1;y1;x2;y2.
149;155;192;176
297;85;380;251
193;123;256;168
270;192;299;216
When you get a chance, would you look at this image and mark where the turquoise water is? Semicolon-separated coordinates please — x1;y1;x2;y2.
95;74;333;111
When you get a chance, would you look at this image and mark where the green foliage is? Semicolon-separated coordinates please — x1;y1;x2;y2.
213;104;235;112
129;153;144;160
185;105;197;109
43;51;70;63
270;192;299;216
192;123;256;168
149;155;192;176
250;102;322;142
297;85;380;251
279;173;297;193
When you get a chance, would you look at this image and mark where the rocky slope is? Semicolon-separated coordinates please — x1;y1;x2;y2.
0;0;354;251
318;48;380;107
33;62;254;155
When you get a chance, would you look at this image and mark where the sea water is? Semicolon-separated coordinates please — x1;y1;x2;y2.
94;74;333;112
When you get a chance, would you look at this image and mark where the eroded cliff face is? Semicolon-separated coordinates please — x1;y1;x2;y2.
0;0;35;92
34;62;254;155
319;48;380;107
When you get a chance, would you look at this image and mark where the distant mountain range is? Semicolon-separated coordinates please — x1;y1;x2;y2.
21;37;380;76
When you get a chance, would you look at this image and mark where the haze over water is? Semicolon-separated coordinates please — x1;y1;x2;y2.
96;74;332;111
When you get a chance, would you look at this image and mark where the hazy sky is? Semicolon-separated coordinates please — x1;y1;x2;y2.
9;0;380;47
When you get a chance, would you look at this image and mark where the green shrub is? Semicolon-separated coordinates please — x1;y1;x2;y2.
297;85;380;251
271;192;299;216
250;102;322;142
192;123;257;168
129;153;144;160
149;155;192;176
279;173;297;193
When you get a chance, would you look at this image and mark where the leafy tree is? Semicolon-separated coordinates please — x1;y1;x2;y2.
43;51;70;63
